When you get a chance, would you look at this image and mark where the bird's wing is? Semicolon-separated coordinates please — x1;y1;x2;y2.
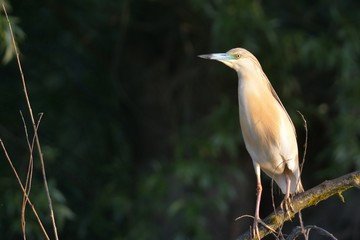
267;81;296;135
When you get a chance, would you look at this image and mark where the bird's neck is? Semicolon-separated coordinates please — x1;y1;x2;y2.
237;67;272;116
237;68;268;93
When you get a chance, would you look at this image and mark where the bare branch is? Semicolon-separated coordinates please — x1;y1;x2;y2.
0;139;50;240
286;225;338;240
2;4;59;240
236;171;360;240
297;111;308;175
20;111;44;240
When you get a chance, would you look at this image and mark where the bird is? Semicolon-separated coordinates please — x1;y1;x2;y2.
199;48;304;238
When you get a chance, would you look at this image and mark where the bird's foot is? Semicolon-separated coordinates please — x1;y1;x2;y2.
252;218;260;240
280;196;294;219
252;217;276;240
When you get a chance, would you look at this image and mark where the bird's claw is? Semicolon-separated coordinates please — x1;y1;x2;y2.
252;218;261;240
252;218;276;239
280;197;294;219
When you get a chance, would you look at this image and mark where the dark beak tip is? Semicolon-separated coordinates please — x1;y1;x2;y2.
198;54;211;59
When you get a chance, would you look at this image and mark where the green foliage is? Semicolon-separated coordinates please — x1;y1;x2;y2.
0;2;24;64
0;179;72;239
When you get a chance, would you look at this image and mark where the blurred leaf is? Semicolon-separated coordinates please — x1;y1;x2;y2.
0;12;25;64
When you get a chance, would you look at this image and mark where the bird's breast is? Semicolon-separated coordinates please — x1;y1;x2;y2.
238;87;281;150
237;79;296;172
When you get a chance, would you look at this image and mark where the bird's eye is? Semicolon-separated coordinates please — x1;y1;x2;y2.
234;54;241;59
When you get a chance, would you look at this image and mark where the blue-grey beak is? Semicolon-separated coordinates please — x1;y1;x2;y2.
198;53;234;61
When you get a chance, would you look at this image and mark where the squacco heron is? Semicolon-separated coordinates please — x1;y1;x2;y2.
199;48;303;238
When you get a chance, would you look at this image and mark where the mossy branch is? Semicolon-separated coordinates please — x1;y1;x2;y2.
236;170;360;240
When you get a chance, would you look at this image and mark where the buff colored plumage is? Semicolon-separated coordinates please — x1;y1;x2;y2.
199;48;303;238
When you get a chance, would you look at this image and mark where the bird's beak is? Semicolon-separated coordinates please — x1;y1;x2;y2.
198;53;234;61
198;53;235;68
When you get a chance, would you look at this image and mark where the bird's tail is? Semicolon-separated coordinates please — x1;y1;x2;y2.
296;178;304;193
290;163;304;193
269;166;304;195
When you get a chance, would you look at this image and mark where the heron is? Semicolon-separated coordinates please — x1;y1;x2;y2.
199;48;304;238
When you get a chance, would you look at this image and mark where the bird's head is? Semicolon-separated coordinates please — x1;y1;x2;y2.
198;48;262;73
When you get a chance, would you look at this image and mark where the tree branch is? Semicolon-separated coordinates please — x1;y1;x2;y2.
236;170;360;240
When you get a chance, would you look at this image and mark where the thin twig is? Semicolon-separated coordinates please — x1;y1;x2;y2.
297;111;308;240
2;4;59;240
297;111;307;176
286;225;337;240
20;111;43;240
20;111;32;240
0;139;50;240
297;210;307;240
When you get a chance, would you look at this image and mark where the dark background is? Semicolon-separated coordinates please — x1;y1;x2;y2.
0;0;360;239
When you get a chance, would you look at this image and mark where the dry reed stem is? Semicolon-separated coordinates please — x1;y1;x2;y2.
2;4;59;239
20;111;43;240
0;139;50;240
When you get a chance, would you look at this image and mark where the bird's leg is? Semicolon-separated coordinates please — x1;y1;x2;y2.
280;173;294;217
252;165;262;239
252;165;275;239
